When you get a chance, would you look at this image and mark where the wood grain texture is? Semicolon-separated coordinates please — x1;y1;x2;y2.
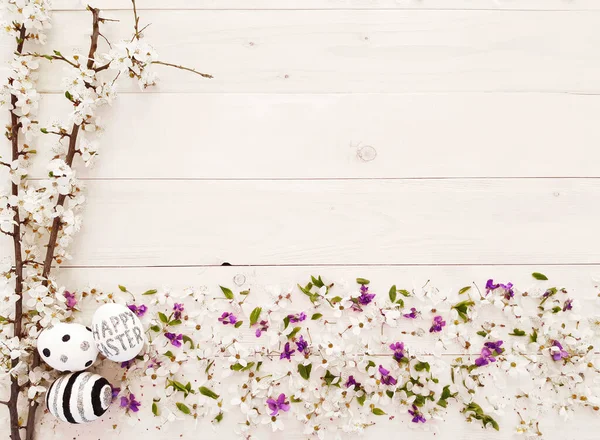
9;92;600;179
52;0;600;11
2;10;600;93
1;179;596;267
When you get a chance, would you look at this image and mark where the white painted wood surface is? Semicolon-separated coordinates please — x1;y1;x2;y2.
2;1;600;439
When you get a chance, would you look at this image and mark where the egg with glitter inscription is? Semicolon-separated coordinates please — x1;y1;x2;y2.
46;371;112;423
37;323;99;372
91;303;145;362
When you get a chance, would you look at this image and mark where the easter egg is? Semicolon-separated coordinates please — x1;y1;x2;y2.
91;303;145;362
37;323;99;372
46;371;112;423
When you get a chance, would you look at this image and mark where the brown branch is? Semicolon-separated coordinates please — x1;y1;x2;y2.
131;0;141;40
8;23;26;440
152;60;213;79
24;9;102;440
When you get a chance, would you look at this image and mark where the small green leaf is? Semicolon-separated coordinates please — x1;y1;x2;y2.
414;361;430;372
65;90;74;101
311;275;325;288
371;407;386;416
287;326;301;340
529;329;538;343
152;401;159;416
118;285;127;292
509;328;526;337
356;278;370;285
168;319;182;326
40;127;48;134
176;402;190;415
158;312;169;324
458;286;471;295
143;289;157;295
357;393;366;406
366;360;376;371
389;285;397;303
249;307;262;326
323;370;340;387
532;272;548;281
199;386;219;400
298;363;312;380
311;313;323;320
213;412;223;423
150;325;161;332
283;316;291;330
182;335;194;348
219;285;234;299
476;330;488;337
398;289;411;297
234;320;243;328
239;290;250;295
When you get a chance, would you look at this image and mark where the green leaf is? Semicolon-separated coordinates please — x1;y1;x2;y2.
311;313;323;320
388;285;397;303
356;278;370;285
357;393;366;406
287;326;301;340
371;407;386;416
176;402;191;415
509;328;526;337
168;319;182;326
118;285;127;292
213;412;223;423
219;285;234;299
182;335;194;348
205;360;214;374
40;127;48;134
158;312;169;324
199;386;219;400
143;289;157;295
283;316;291;330
385;390;394;398
330;296;343;304
249;307;262;326
234;320;243;328
240;290;250;295
529;329;538;343
414;361;430;372
65;90;74;101
366;360;376;371
532;272;548;281
231;362;255;371
298;363;312;380
324;370;340;387
152;401;159;416
476;330;488;337
311;275;325;288
398;289;411;297
458;286;471;295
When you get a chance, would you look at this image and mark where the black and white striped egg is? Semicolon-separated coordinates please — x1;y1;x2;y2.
46;371;112;424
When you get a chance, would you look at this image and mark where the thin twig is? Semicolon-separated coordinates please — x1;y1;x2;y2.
152;60;213;79
131;0;140;40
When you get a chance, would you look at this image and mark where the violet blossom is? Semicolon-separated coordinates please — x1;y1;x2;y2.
358;284;376;305
120;393;141;412
63;291;77;309
296;335;309;353
218;312;237;325
485;279;514;300
127;303;147;317
563;299;573;311
403;307;418;319
165;332;183;347
551;340;569;361
475;340;503;367
378;365;397;386
287;312;306;323
255;320;269;337
429;315;446;333
345;375;360;389
408;404;426;423
389;342;405;362
111;386;121;401
173;303;184;320
120;359;134;369
280;342;295;360
266;393;290;416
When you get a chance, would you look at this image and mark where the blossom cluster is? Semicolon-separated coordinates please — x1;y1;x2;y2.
58;275;600;439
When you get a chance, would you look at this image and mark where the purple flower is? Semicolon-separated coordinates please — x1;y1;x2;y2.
280;342;295;360
120;359;134;369
551;340;569;361
358;285;376;305
120;393;141;412
111;386;121;401
429;315;446;333
218;312;237;325
255;320;269;337
408;404;426;423
484;340;504;354
63;291;77;309
296;335;309;353
403;307;418;319
485;279;514;300
563;299;573;311
345;375;360;389
389;342;405;362
287;312;307;323
266;393;290;416
378;365;397;386
173;303;184;320
127;303;147;317
165;332;183;347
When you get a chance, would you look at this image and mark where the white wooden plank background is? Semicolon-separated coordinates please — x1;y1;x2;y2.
2;1;600;439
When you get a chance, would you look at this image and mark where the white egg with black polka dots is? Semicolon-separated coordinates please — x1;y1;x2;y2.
37;323;99;372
